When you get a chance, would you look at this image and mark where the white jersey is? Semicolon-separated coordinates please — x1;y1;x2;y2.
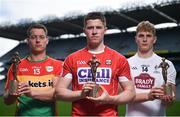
126;53;176;116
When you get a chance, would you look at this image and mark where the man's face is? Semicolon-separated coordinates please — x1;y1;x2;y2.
84;19;106;46
27;28;48;54
135;31;156;53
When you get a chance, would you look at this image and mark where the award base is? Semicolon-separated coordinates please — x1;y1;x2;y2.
89;84;100;98
9;80;18;95
164;84;173;96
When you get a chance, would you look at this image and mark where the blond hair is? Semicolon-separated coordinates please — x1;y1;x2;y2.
136;21;156;36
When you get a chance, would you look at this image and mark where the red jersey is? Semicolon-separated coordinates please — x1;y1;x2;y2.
5;56;63;116
62;46;131;116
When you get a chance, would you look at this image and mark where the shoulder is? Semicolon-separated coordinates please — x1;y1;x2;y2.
127;54;137;63
106;46;126;59
17;57;28;65
66;47;86;59
127;54;136;60
165;59;175;67
153;53;162;60
47;56;63;65
153;54;176;70
19;57;27;62
154;54;173;64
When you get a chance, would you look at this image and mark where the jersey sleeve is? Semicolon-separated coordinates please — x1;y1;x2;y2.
167;60;177;84
62;56;73;78
54;60;63;76
4;64;14;90
117;56;132;81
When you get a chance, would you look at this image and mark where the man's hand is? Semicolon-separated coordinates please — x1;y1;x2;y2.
18;82;31;96
161;95;175;106
148;87;164;100
81;81;96;98
87;85;111;104
161;84;175;107
3;82;30;105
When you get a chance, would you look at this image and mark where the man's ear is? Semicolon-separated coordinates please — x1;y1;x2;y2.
83;27;86;35
25;38;29;45
105;26;107;30
46;37;49;45
135;36;138;43
153;36;157;44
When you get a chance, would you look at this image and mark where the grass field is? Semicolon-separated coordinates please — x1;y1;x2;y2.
0;97;180;116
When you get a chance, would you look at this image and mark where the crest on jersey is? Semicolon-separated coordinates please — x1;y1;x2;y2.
141;64;150;72
105;59;112;65
46;66;53;72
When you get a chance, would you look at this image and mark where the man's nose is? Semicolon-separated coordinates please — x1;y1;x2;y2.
92;28;97;35
143;36;147;42
35;37;41;42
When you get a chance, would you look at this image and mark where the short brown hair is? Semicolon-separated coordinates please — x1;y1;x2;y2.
84;12;106;27
136;21;156;36
27;23;48;37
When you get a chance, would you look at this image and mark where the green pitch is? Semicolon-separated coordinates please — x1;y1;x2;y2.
0;97;179;116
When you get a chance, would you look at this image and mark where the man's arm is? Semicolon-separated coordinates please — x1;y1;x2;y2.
55;76;92;102
18;77;59;102
27;88;56;101
110;81;135;104
132;87;164;103
3;65;17;105
87;81;135;105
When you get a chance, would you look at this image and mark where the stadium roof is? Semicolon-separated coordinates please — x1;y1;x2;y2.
0;0;180;41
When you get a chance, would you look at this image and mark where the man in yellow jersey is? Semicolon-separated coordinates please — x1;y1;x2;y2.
3;24;63;116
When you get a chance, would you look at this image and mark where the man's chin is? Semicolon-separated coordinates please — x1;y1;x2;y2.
32;49;45;54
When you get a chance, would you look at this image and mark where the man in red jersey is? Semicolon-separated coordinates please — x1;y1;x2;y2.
55;12;135;116
3;24;63;116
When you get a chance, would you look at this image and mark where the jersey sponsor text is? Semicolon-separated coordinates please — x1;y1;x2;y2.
134;73;155;89
28;80;53;87
77;67;112;84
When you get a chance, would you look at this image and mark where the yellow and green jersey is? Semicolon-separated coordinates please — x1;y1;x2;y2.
5;56;63;116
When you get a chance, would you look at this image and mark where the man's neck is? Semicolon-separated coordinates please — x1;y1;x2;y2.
137;50;154;58
87;43;105;54
28;52;47;62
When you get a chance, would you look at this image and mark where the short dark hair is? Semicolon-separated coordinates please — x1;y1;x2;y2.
136;21;156;36
84;12;106;27
27;23;48;37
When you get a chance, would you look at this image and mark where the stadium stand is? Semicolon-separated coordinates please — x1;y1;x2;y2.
1;26;180;61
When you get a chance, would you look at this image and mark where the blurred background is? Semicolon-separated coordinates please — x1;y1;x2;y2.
0;0;180;116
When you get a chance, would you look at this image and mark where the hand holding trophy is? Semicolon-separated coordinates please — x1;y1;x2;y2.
9;52;21;95
87;55;101;98
159;58;173;96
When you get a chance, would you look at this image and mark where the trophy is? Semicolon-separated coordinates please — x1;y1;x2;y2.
159;58;173;96
87;55;101;98
9;52;21;95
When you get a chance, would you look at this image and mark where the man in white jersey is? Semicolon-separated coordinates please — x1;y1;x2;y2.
126;21;177;116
